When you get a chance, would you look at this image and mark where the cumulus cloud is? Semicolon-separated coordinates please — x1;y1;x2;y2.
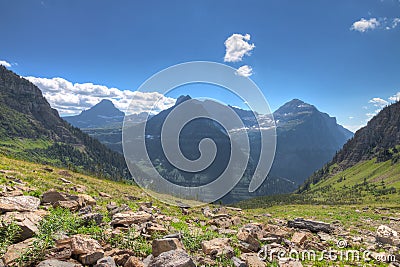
224;33;255;62
235;65;253;77
369;97;388;108
25;76;176;116
351;17;400;32
351;18;380;32
0;60;11;67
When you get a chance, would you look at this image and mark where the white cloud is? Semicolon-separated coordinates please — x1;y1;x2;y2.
389;92;400;102
0;60;11;67
351;17;400;32
25;76;176;116
368;97;388;108
224;33;255;62
351;18;380;32
235;65;253;77
392;18;400;29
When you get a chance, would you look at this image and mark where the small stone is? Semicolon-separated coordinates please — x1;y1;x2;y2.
99;192;111;198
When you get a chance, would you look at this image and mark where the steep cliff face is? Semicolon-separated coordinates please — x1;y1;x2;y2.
0;66;129;180
333;102;400;167
0;66;77;142
300;100;400;191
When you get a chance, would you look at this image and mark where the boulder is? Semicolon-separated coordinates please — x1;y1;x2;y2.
94;256;116;267
111;211;152;227
291;232;308;245
288;218;331;233
2;238;34;266
237;223;264;252
67;194;96;207
53;200;79;211
240;253;265;267
278;257;303;267
232;256;246;267
69;234;103;255
42;190;69;204
208;216;232;229
148;249;195;267
376;225;399;246
237;231;261;252
79;251;105;265
124;256;144;267
1;210;46;241
201;238;234;258
0;196;40;212
81;213;103;225
152;238;184;257
104;249;136;266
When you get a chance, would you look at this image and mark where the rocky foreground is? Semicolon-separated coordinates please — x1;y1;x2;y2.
1;173;400;266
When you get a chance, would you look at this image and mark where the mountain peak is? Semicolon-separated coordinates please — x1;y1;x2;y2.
274;99;316;117
176;95;192;105
64;99;124;129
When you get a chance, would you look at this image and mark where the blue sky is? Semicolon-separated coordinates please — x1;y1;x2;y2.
1;0;400;131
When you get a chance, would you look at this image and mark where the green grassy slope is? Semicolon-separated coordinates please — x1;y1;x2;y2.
236;156;400;209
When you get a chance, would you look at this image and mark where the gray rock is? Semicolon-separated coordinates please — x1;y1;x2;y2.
94;256;116;267
376;225;399;246
148;249;195;267
81;213;103;225
36;259;82;267
152;238;184;257
288;218;332;233
232;256;246;267
42;190;69;204
0;196;40;212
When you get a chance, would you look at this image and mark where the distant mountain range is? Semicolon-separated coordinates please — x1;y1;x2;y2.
0;65;129;180
66;94;353;202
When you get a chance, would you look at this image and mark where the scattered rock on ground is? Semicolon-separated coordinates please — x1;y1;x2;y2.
152;238;184;257
0;195;40;212
148;249;195;267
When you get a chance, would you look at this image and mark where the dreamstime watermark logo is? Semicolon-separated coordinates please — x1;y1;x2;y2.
122;61;276;207
257;240;397;263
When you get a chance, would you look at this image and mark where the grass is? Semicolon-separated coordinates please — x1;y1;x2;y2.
1;154;400;266
0;220;21;258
